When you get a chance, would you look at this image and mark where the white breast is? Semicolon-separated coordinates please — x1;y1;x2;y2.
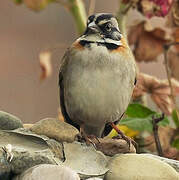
63;43;136;127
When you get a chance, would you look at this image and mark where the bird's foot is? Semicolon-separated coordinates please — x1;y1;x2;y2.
110;122;138;150
77;129;100;149
112;134;138;150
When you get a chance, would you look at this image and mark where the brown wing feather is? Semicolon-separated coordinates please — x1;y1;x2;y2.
58;49;80;130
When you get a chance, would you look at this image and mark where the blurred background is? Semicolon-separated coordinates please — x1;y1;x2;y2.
0;0;169;123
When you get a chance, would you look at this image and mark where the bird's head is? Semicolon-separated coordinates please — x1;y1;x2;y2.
82;13;122;46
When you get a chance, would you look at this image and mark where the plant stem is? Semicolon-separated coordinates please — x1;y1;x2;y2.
116;0;133;39
152;114;164;157
68;0;87;35
88;0;96;16
163;44;175;103
163;42;179;127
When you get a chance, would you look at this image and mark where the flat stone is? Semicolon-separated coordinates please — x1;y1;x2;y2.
0;129;64;174
104;154;179;180
14;164;80;180
30;118;79;143
86;178;103;180
0;111;23;130
63;142;108;179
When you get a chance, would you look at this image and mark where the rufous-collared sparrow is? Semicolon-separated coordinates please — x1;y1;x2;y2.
59;13;137;141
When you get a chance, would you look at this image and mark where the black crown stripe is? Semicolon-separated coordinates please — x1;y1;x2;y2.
95;14;113;24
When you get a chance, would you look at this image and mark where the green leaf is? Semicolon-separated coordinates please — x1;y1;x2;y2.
172;139;179;150
172;109;179;128
120;116;153;132
158;116;169;126
126;103;155;118
122;103;170;132
14;0;23;4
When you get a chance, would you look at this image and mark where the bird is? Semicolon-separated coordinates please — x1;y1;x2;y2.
59;13;137;143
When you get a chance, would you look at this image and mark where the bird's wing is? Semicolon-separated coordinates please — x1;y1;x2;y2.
59;48;70;80
58;48;80;130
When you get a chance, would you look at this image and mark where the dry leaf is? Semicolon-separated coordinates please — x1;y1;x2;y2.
133;73;179;115
128;21;170;62
39;51;52;81
167;28;179;81
24;0;49;11
168;50;179;81
171;0;179;26
173;27;179;51
164;147;179;160
145;126;179;160
95;137;136;156
145;126;175;152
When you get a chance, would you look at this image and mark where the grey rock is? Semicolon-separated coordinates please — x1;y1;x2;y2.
62;142;108;179
11;151;55;174
142;153;179;173
0;111;23;130
0;129;64;161
0;129;65;175
86;178;103;180
104;153;179;180
30;118;79;143
0;150;12;180
13;164;80;180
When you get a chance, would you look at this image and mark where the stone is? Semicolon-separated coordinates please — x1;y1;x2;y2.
11;151;55;174
0;129;64;161
0;129;64;175
0;150;12;180
13;164;80;180
63;142;108;179
23;124;33;129
30;118;79;143
86;178;103;180
142;153;179;173
104;154;179;180
0;111;23;130
96;137;136;156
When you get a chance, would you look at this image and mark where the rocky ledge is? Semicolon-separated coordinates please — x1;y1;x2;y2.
0;111;178;180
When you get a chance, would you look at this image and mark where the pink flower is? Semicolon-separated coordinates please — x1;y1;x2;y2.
140;0;173;18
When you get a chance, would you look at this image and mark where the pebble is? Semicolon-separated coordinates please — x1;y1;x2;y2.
104;153;179;180
0;111;23;130
0;150;12;180
13;164;80;180
30;118;79;143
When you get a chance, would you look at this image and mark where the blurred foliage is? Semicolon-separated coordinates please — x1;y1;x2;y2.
121;103;169;132
14;0;23;4
172;109;179;128
14;0;52;11
13;0;87;34
172;139;179;149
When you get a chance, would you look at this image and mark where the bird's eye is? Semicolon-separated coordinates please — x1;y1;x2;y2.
105;23;112;31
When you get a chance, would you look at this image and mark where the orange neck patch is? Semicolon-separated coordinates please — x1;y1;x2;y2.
73;40;85;50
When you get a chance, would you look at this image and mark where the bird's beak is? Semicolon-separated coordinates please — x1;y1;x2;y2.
87;21;99;33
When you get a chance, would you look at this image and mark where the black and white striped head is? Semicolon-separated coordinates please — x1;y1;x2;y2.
83;13;122;45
